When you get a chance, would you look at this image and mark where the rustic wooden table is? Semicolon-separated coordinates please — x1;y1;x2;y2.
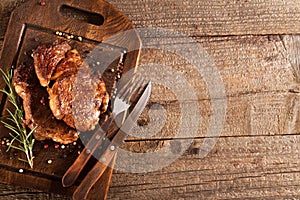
1;0;300;199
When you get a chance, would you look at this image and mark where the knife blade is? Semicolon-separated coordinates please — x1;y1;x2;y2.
73;81;152;200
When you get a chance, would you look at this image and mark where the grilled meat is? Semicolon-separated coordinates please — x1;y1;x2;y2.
33;40;71;87
48;71;109;131
51;49;83;80
34;40;109;132
12;40;110;144
13;64;79;144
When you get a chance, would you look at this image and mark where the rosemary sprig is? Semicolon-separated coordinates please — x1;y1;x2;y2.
0;69;36;168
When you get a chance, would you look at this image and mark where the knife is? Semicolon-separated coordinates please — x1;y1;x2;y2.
73;81;152;200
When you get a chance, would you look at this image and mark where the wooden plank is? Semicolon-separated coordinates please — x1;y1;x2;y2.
127;92;300;140
108;135;300;199
0;183;70;199
107;0;300;36
138;35;294;98
126;35;300;140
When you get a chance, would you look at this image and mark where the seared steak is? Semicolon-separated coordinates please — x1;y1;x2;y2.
51;49;83;80
48;71;109;131
12;40;109;144
46;48;109;131
13;64;79;144
34;40;109;132
33;40;71;87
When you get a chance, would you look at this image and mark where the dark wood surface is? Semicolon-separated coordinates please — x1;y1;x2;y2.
1;0;300;199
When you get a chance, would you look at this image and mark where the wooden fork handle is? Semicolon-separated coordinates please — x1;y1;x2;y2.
73;146;118;200
62;115;114;187
73;127;129;200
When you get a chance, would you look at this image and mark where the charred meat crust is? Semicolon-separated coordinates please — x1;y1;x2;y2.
13;64;79;144
47;52;109;132
33;40;71;87
12;40;110;144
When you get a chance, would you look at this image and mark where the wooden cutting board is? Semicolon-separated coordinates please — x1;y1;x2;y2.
0;0;140;199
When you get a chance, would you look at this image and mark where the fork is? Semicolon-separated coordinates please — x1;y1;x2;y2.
62;75;144;187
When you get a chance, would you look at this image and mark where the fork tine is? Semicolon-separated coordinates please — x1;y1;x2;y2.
117;75;137;97
121;78;144;102
118;74;142;100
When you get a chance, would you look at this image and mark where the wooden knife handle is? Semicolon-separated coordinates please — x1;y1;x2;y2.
73;127;128;199
62;115;114;187
73;142;118;200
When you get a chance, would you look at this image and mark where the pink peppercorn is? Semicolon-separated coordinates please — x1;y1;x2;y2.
40;1;46;6
40;97;45;104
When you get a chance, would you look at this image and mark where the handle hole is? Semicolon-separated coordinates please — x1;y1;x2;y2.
60;5;104;26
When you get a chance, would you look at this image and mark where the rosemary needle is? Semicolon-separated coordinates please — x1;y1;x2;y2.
0;69;36;168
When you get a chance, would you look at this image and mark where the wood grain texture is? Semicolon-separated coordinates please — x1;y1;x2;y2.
0;0;140;199
1;0;300;199
108;135;300;199
107;0;300;36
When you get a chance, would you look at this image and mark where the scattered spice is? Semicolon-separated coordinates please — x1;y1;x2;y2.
40;1;46;6
47;159;52;164
61;145;65;149
43;144;49;149
40;97;45;105
54;144;59;149
19;169;24;173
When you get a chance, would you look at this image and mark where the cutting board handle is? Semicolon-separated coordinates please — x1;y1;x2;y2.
4;0;135;43
59;4;104;26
